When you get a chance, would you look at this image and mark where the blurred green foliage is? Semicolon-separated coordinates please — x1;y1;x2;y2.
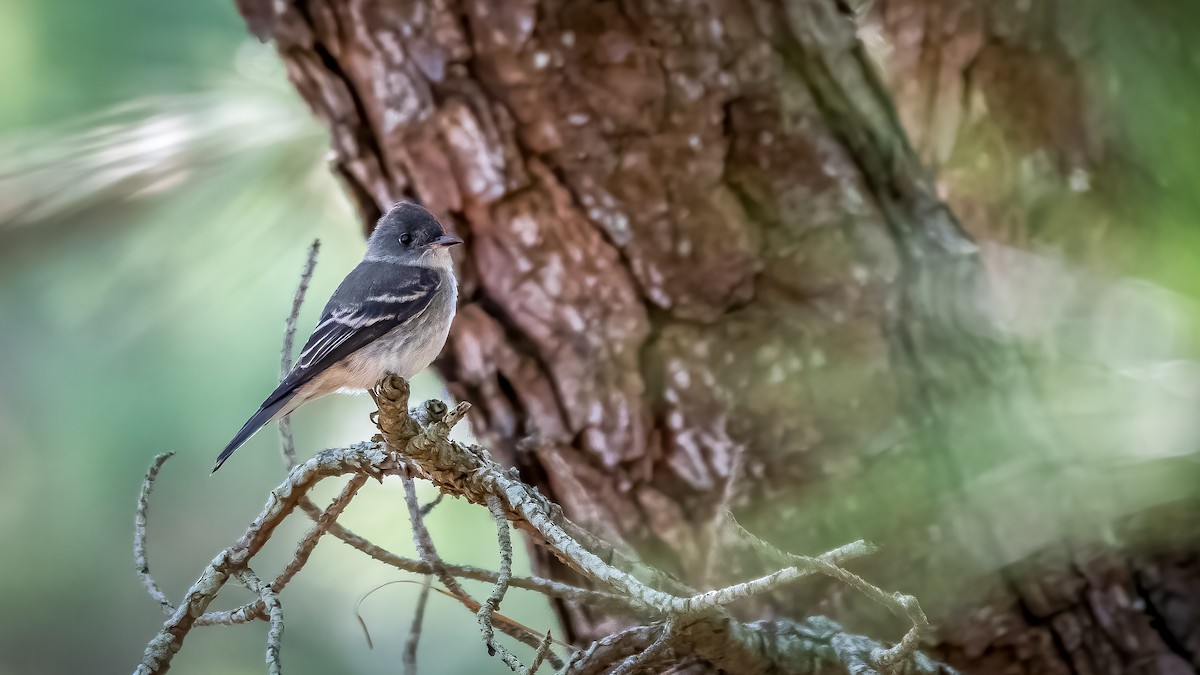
1096;1;1200;299
0;2;554;674
1;0;1198;674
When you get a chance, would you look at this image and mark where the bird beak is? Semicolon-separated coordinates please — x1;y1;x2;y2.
434;234;463;247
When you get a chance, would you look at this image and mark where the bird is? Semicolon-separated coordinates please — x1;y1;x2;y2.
212;201;462;472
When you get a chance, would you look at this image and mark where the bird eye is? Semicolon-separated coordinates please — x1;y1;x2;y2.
399;233;413;246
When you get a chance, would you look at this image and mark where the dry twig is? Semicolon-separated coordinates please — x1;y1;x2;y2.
274;474;366;592
528;632;555;675
402;576;433;675
608;619;675;675
134;452;176;616
278;239;320;469
295;497;629;610
478;494;520;670
402;475;468;598
134;442;398;674
235;568;283;675
730;511;932;666
701;442;746;585
561;624;662;675
419;493;445;516
399;472;561;669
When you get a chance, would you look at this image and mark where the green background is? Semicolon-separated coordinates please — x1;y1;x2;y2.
0;2;556;674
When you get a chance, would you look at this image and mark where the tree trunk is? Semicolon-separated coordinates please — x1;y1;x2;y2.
234;0;1200;671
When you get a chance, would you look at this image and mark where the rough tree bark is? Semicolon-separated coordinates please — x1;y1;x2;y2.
233;0;1200;672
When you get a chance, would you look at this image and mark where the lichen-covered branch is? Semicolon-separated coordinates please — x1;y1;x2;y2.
560;624;657;675
372;374;951;674
402;575;432;675
478;494;520;670
401;475;468;598
528;632;555;675
134;443;398;674
277;239;321;469
133;377;951;674
398;471;564;669
234;568;283;675
298;495;630;610
133;451;176;617
608;619;675;675
276;473;366;592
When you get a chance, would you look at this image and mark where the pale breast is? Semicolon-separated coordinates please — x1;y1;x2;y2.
339;273;457;389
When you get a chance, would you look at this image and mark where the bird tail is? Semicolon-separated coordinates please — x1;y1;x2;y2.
212;394;296;473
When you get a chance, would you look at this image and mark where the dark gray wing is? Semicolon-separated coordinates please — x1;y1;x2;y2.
276;261;442;401
213;262;441;471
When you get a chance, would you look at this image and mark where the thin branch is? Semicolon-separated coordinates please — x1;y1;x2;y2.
555;514;695;598
718;616;953;675
135;442;399;674
528;631;555;675
194;602;265;627
609;619;675;675
560;624;662;675
401;475;468;598
701;443;746;585
515;437;688;596
281;239;321;376
730;512;931;667
235;568;283;675
134;452;176;616
403;576;433;675
183;239;328;632
278;238;320;469
195;479;373;628
877;593;932;668
479;494;522;671
355;579;567;670
296;496;630;611
136;553;235;674
273;473;366;592
401;476;556;669
353;579;453;649
276;397;298;470
419;492;445;516
672;540;877;614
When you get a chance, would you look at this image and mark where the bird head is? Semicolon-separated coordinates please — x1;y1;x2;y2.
365;201;463;264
